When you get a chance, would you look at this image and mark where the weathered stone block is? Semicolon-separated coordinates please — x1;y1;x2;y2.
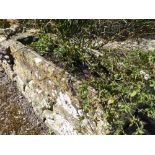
7;41;105;135
0;29;105;135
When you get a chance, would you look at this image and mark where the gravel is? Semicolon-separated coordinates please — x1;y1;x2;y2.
0;64;49;135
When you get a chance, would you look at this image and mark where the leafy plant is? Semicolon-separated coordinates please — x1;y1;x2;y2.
14;19;155;134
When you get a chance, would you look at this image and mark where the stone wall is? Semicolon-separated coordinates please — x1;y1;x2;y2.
0;28;105;135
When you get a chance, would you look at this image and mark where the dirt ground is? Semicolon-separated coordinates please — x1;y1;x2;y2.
0;64;49;135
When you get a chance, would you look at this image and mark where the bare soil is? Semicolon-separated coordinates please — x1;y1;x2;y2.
0;64;48;135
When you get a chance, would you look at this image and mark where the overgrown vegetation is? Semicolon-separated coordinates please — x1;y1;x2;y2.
19;19;155;40
1;19;155;134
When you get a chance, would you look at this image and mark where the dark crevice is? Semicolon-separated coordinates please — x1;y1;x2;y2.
43;117;46;123
17;36;38;45
5;47;15;70
123;104;155;135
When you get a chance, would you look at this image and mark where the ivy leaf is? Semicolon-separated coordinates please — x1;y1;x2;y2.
130;91;137;97
108;98;115;104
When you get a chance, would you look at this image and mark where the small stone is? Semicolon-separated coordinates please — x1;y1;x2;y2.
19;96;23;99
0;29;5;35
4;55;9;60
0;36;6;42
0;67;3;72
34;57;42;64
0;73;4;78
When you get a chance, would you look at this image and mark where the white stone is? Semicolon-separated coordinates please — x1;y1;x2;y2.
0;36;6;42
77;109;83;117
34;71;39;79
34;57;42;64
36;88;43;94
56;92;79;118
51;90;57;97
81;119;88;128
43;110;77;135
48;80;52;85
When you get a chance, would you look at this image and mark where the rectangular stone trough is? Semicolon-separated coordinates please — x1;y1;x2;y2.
0;33;105;135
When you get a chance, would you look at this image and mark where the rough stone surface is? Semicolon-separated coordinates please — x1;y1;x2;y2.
102;38;155;51
9;42;105;135
0;64;48;135
0;29;105;135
